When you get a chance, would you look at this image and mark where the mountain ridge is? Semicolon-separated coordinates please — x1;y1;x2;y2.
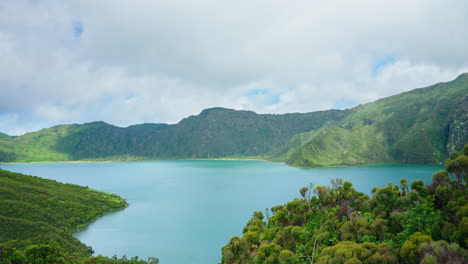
0;73;467;167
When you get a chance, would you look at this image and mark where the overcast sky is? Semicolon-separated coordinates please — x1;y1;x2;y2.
1;0;468;135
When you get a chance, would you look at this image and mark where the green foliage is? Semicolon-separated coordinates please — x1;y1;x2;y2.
410;180;430;197
222;145;468;264
316;241;397;264
445;153;468;184
0;169;158;264
400;178;408;196
25;244;65;264
429;171;449;194
400;232;432;264
416;240;467;264
396;204;444;244
222;237;250;264
278;249;298;264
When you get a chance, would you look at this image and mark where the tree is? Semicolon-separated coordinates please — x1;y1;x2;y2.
147;257;160;264
444;146;468;186
300;183;314;211
399;232;432;264
410;180;429;197
253;243;282;264
316;241;397;264
445;155;468;185
253;211;264;221
25;244;64;264
0;243;25;263
417;240;466;264
222;237;250;264
397;203;443;243
428;171;449;194
279;249;298;264
368;183;400;217
400;178;408;196
300;187;308;199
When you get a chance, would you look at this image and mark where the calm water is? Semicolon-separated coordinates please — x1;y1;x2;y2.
2;161;441;264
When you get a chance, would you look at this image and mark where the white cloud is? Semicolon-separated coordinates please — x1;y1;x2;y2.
0;0;467;135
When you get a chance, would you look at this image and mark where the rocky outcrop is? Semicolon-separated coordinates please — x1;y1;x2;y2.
447;95;468;153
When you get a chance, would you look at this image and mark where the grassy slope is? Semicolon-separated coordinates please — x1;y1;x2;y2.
286;73;468;167
0;125;80;162
0;169;127;259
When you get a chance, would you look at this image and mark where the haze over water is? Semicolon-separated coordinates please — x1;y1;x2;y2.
2;161;441;264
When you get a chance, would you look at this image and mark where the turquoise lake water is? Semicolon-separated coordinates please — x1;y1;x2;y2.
1;161;442;264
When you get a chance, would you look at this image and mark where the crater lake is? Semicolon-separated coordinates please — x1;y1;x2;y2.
1;160;442;264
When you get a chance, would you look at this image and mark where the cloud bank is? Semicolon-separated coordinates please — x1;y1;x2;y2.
1;0;468;135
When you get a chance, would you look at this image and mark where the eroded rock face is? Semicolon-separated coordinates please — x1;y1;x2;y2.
447;96;468;153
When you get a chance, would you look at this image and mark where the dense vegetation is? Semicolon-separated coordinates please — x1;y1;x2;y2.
0;73;466;167
0;169;159;263
221;144;468;264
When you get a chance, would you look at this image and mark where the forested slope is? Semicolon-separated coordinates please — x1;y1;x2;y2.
0;169;159;263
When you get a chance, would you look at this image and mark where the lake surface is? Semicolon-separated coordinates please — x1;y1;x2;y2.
2;161;442;264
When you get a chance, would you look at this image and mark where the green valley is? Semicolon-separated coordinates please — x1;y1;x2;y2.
0;74;467;168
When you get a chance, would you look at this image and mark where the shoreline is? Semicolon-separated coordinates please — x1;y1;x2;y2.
0;157;273;165
0;158;443;170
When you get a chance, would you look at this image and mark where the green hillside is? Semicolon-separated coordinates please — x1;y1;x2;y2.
0;169;159;263
0;109;346;162
221;145;468;264
0;74;466;167
0;133;11;139
286;73;468;167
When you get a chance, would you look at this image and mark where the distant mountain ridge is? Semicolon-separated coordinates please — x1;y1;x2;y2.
0;107;346;162
0;74;467;167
